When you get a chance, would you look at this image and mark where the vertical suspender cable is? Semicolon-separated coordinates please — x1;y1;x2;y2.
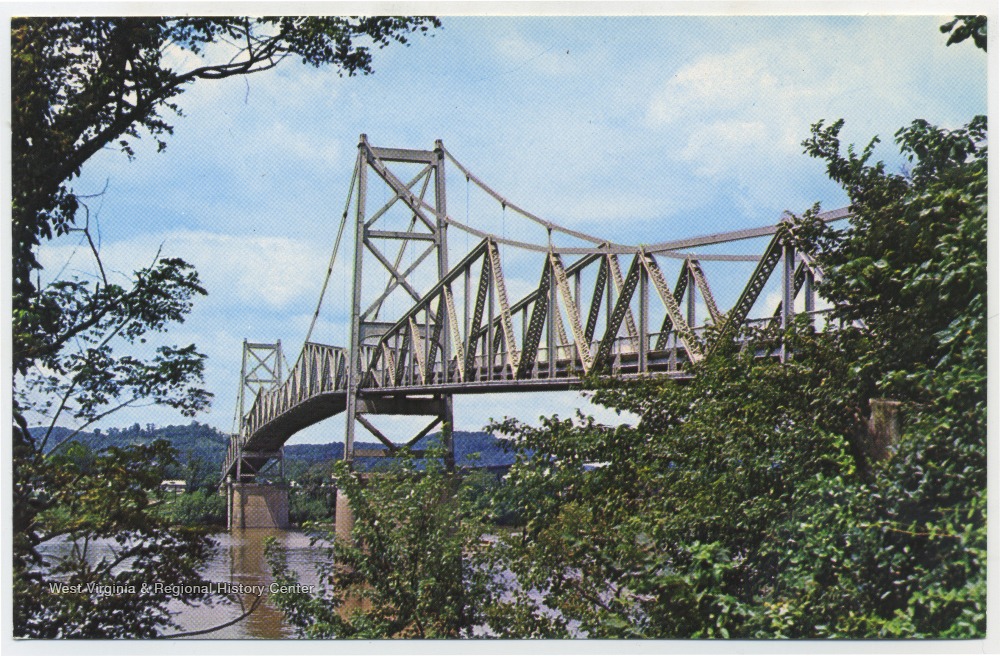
501;201;506;272
304;154;359;345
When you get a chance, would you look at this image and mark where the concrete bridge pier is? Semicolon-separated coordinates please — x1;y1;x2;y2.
227;483;290;529
334;486;355;543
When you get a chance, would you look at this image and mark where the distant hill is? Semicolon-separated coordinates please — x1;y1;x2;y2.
283;431;517;470
32;422;231;487
31;423;516;484
34;422;228;460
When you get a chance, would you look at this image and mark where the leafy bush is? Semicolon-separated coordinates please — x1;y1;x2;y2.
161;488;227;528
476;110;986;638
267;442;491;638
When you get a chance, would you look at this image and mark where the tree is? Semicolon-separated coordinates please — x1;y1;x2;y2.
939;15;987;51
477;330;873;638
786;109;986;637
159;487;228;529
288;463;338;525
11;16;441;637
473;29;987;638
11;17;440;336
267;445;490;638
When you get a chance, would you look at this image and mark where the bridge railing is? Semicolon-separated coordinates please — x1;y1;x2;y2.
360;329;702;390
243;342;348;436
356;309;843;392
224;342;348;479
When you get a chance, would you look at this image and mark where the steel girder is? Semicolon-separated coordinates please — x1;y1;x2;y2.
342;136;455;465
223;341;348;481
224;137;848;486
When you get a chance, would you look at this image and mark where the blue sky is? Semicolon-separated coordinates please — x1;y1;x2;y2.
31;13;988;444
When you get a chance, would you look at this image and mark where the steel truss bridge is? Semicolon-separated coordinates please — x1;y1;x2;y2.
222;136;848;484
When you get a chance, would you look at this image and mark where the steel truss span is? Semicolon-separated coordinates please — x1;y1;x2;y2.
222;136;848;484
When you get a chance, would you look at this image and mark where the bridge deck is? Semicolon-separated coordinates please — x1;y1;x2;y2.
223;343;696;481
222;138;846;485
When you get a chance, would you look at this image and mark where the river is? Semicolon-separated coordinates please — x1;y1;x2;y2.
172;528;326;638
38;528;324;639
37;528;567;639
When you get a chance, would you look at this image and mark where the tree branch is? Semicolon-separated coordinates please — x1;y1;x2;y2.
160;593;265;638
43;397;141;455
22;246;170;363
68;203;108;286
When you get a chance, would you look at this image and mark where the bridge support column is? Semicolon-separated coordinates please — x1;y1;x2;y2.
438;394;455;471
334;485;356;544
803;268;816;330
864;399;903;462
781;241;796;362
228;483;290;530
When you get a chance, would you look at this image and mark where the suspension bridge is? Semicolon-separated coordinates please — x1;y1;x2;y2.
221;135;848;528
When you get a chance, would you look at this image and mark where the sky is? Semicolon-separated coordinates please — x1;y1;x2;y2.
27;12;989;447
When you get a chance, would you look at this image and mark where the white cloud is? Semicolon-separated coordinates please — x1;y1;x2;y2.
493;33;576;77
264;121;342;167
38;230;343;311
679;120;771;177
551;192;687;227
763;290;782;317
641;18;979;200
169;231;346;310
648;49;780;126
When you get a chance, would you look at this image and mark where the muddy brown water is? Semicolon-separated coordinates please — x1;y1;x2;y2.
38;528;325;639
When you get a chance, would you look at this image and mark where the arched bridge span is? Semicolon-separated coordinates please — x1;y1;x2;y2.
223;137;849;484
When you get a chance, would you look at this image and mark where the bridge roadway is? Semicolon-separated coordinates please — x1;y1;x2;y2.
223;337;695;481
221;137;848;484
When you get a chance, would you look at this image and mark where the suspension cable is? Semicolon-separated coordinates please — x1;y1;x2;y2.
441;145;612;246
363;143;850;258
304;151;359;345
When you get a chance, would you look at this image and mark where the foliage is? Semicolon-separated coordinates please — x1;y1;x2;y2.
46;440;98;474
11;16;440;638
797;115;987;383
14;440;216;638
267;442;491;638
940;15;987;51
789;110;986;637
477;333;862;638
461;468;523;527
474;106;987;639
159;488;228;528
288;464;337;526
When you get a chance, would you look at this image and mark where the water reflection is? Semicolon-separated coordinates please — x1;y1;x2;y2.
37;528;326;639
173;528;324;639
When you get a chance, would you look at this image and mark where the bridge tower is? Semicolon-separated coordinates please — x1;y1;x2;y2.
226;340;290;529
343;135;455;467
230;339;287;481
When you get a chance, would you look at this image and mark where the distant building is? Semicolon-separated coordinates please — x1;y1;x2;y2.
160;479;187;494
